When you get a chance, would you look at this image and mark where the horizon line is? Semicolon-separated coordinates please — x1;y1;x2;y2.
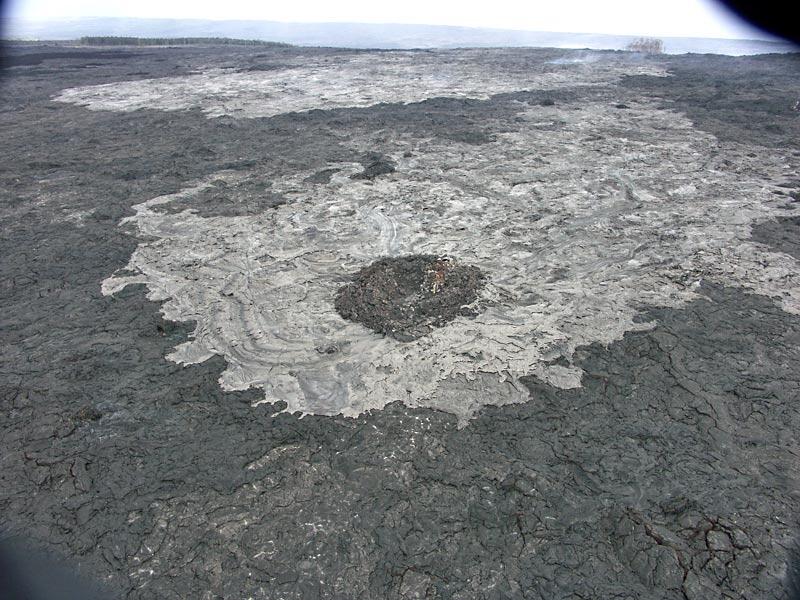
3;15;785;43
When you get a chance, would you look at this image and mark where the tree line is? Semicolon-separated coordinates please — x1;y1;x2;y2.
79;37;291;47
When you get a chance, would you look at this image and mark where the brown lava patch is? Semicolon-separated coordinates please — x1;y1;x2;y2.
335;255;486;341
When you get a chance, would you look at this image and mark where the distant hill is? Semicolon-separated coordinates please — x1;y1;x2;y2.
3;17;798;55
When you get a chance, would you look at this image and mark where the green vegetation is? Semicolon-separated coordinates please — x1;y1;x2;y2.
79;36;291;47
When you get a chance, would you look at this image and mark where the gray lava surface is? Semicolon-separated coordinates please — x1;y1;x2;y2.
1;43;800;599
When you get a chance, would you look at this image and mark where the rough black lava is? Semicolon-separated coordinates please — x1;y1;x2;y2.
335;255;485;341
1;43;799;600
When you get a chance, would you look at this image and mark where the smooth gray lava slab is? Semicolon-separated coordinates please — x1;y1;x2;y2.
97;78;799;422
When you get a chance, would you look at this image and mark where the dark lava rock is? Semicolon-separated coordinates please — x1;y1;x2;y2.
620;54;800;149
787;543;800;600
73;406;102;423
335;255;485;341
443;130;497;145
3;45;799;600
304;168;340;184
5;50;139;68
163;180;288;217
750;215;800;259
238;64;284;73
350;152;396;180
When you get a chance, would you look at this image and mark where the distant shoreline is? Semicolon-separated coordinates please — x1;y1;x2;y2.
3;18;798;55
3;38;798;58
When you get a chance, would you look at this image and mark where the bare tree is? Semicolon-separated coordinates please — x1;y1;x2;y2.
626;37;665;54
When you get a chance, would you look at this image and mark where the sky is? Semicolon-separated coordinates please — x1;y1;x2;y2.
5;0;768;40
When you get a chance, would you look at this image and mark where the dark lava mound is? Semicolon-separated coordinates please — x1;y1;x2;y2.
335;255;486;341
350;152;396;180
